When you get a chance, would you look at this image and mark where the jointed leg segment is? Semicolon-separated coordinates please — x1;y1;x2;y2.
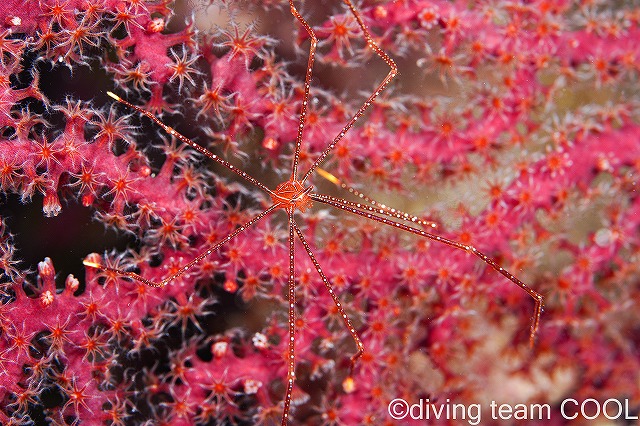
282;210;297;426
317;168;439;229
105;92;274;197
301;0;398;183
311;193;543;346
84;204;278;287
293;220;364;378
289;1;318;180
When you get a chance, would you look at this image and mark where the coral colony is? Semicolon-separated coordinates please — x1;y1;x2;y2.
0;0;638;425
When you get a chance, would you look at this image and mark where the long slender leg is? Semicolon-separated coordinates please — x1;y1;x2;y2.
106;92;275;197
282;209;296;426
316;167;438;229
288;1;318;180
312;193;543;346
84;204;278;287
292;220;363;387
301;0;398;183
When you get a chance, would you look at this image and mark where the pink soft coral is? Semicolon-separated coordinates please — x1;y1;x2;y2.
1;1;639;425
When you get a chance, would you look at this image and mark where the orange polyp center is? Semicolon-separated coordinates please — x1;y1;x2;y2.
271;180;312;212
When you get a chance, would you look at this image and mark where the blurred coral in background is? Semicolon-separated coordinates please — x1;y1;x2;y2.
0;0;639;424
